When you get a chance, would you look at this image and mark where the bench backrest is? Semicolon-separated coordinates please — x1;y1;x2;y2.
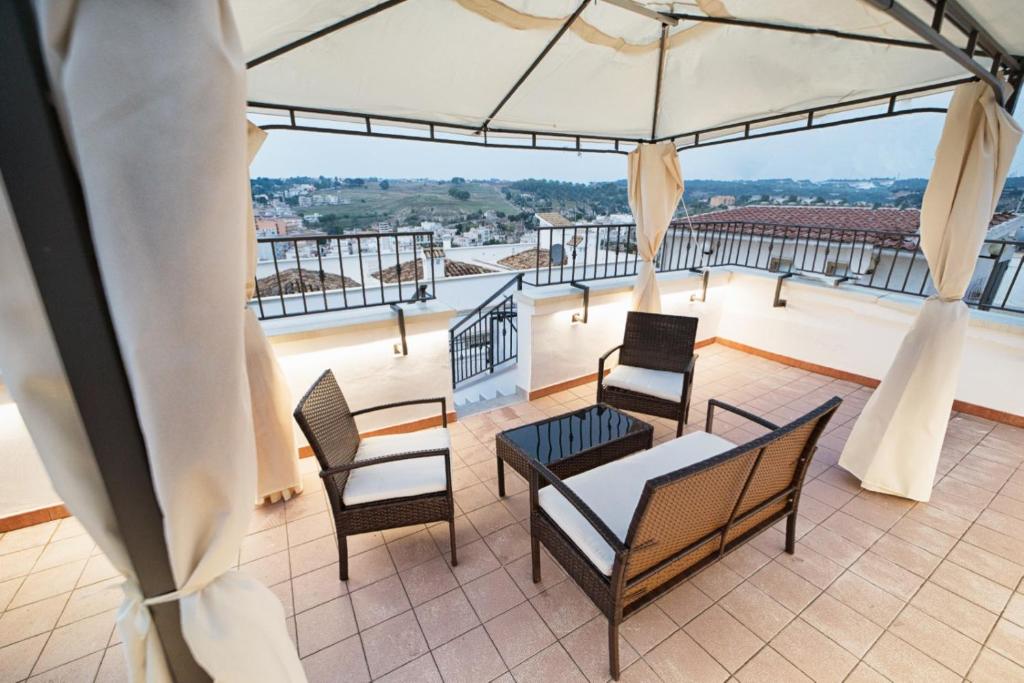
293;369;361;490
619;397;840;602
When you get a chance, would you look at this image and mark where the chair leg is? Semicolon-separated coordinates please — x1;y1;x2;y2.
531;533;541;583
448;514;458;567
675;417;684;437
608;620;620;680
338;533;349;581
785;513;797;554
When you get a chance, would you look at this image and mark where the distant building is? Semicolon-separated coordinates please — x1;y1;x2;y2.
534;212;573;228
255;216;301;235
298;195;313;208
709;195;736;208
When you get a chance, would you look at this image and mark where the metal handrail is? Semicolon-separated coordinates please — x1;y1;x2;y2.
450;272;524;334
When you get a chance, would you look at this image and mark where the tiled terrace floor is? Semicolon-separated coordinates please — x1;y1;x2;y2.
2;343;1024;682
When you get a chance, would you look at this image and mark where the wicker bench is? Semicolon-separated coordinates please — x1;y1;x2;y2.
527;396;842;679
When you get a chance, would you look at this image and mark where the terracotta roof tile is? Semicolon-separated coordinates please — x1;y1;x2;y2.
497;248;567;270
536;212;573;227
255;268;360;295
373;258;494;282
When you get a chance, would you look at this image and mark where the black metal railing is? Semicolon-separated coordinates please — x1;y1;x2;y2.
526;221;1024;315
449;274;523;387
251;231;438;319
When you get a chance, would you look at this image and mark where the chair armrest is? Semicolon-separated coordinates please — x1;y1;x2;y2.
319;447;450;479
350;397;448;426
705;399;779;434
526;459;627;555
597;345;623;390
598;344;623;364
684;354;697;376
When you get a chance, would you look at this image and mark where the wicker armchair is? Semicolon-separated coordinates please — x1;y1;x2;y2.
597;312;698;437
528;396;841;680
293;369;456;581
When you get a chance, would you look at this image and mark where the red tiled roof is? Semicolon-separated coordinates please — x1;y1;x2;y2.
497;248;567;270
682;206;1018;250
373;258;494;282
255;268;359;296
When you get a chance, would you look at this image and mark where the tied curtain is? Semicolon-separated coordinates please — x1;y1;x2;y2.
18;0;305;679
244;122;302;505
627;141;684;313
839;81;1022;501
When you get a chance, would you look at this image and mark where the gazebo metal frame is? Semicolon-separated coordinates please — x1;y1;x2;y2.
247;0;1022;155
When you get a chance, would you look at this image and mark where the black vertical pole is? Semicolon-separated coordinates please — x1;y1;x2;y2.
0;3;210;681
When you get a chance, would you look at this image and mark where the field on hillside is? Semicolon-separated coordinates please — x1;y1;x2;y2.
307;180;521;232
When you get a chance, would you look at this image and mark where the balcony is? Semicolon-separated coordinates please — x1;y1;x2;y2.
2;342;1022;681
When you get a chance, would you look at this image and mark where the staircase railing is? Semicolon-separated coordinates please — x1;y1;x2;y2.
450;274;523;388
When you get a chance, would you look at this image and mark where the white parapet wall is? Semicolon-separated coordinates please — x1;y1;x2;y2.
0;384;62;521
265;299;457;442
716;269;1024;417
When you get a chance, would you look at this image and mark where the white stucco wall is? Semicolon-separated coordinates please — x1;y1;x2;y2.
265;301;457;444
716;270;1024;416
0;383;61;518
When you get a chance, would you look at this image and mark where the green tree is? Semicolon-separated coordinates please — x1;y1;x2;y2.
379;179;390;190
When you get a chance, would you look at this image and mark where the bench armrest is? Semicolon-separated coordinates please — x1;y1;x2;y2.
351;397;448;426
527;459;627;555
705;399;779;434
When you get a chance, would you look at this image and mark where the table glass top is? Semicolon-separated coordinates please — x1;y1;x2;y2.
500;405;638;466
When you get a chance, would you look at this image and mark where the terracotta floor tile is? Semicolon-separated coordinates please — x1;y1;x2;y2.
0;593;67;648
9;560;85;610
774;544;844;589
511;643;586;683
889;605;981;676
656;581;713;627
735;646;813;683
0;546;43;582
350;574;410;630
820;511;884;548
360;610;428;678
429;516;479;552
849;551;924;601
801;593;882;657
376;653;441;683
463;568;525;622
987;618;1024;668
294;595;357;657
288;535;338;578
505;549;566;599
301;635;368;683
529;579;598;638
799;526;864;568
414;588;480;649
431;626;507;683
748;561;820;613
399;555;458;607
718;581;794;641
240;525;288;564
483;523;532;566
27;651;102;683
691;562;743;600
870;533;942;578
947;540;1024;589
57;577;123;627
618;605;676;655
969;647;1024;682
484;602;555;668
769;618;858;683
32;609;114;675
445;538;500;585
864;633;960;683
345;544;397;592
721;544;771;578
286;511;332;548
683;604;763;672
931;560;1011;613
0;633;47;683
77;555;120;588
240;549;290;588
292;563;347;614
387;528;441;573
561;616;639;683
909;581;998;643
642;629;727;683
0;521;58;556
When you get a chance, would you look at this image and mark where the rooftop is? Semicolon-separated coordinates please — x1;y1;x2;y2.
692;205;1020;232
535;213;573;227
498;248;567;271
372;258;495;283
2;343;1021;681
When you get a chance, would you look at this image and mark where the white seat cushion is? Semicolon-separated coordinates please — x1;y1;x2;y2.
604;364;686;403
538;431;735;575
341;428;450;506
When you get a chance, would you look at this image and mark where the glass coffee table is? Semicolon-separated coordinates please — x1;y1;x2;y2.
495;403;653;496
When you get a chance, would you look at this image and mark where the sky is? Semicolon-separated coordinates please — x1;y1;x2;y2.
250;94;1024;183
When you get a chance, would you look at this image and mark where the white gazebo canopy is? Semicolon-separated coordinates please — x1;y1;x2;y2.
236;0;1023;151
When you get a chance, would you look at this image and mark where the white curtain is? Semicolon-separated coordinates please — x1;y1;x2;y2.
627;141;685;313
839;81;1022;502
26;1;306;680
245;122;302;505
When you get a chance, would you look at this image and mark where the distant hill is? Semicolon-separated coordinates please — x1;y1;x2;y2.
251;175;1024;231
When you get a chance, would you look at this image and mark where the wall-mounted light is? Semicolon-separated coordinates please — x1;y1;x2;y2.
570;282;589;324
